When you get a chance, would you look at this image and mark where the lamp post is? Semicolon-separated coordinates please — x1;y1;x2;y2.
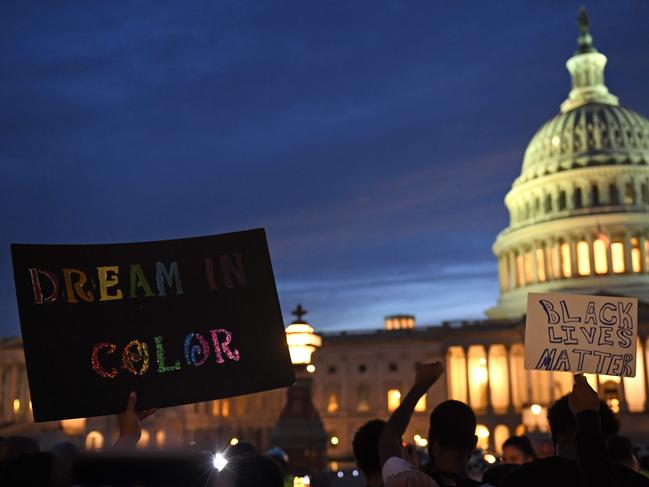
270;305;328;485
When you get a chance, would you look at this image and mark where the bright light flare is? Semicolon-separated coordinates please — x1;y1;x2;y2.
484;453;496;464
213;453;228;471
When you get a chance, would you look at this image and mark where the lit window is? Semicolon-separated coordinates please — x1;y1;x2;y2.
85;431;104;451
387;389;401;412
13;399;20;415
447;346;468;403
524;252;533;284
516;254;524;287
357;385;370;412
468;349;488;413
611;242;625;273
472;358;488;384
327;393;339;413
552;244;561;279
594;239;608;274
155;430;166;448
515;424;526;436
415;394;426;412
222;400;230;417
631;238;641;273
488;345;509;414
212;400;220;416
577;241;591;276
560;242;572;277
137;429;150;448
475;424;490;450
646;241;649;270
536;248;546;282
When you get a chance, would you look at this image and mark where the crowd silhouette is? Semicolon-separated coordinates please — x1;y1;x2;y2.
2;364;649;486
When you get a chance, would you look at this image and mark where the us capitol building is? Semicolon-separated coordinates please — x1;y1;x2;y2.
2;9;649;465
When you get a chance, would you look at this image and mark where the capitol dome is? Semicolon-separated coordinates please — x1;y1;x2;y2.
488;8;649;319
519;104;649;186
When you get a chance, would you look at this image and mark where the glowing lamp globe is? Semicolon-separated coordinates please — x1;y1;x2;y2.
285;322;322;365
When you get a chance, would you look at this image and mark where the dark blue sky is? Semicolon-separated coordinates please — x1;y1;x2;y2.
2;1;648;336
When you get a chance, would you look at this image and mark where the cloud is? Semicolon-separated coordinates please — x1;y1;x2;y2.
278;260;499;330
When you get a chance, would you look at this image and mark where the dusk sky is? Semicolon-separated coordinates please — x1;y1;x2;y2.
2;1;649;337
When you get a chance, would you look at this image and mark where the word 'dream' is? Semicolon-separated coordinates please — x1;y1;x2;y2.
524;293;638;377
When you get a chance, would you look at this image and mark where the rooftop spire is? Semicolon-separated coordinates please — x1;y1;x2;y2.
291;303;307;323
576;6;596;54
560;7;618;112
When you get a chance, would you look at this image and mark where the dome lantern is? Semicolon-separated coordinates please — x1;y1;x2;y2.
561;6;618;113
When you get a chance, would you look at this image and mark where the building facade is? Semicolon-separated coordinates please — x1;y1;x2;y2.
1;7;649;468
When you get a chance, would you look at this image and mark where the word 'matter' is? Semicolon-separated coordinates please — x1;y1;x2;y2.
27;253;246;304
91;328;240;379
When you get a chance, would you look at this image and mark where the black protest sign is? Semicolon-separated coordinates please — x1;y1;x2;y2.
524;292;638;376
11;229;295;422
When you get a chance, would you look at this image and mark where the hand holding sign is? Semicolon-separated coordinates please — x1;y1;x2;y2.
568;374;600;415
524;293;638;377
115;391;156;448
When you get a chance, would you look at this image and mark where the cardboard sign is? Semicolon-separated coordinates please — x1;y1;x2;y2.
524;292;638;377
11;229;295;422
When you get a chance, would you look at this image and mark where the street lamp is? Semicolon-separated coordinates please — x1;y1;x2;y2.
285;304;322;365
522;404;548;432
